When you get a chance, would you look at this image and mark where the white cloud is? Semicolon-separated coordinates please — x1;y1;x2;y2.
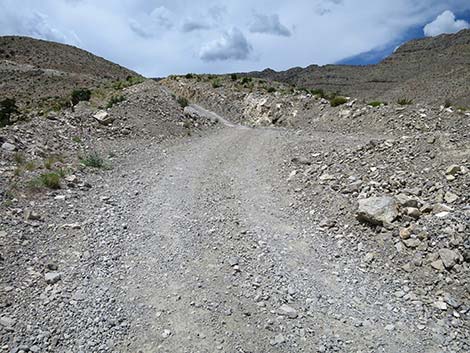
249;14;292;37
199;28;252;61
1;0;470;76
129;6;174;38
423;10;469;36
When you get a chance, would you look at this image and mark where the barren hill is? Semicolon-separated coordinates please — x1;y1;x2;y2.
0;36;140;105
246;29;470;106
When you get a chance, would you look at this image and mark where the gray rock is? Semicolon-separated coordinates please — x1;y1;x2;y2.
278;304;298;318
0;316;16;328
1;142;16;151
444;192;458;204
270;334;286;345
356;196;398;225
438;249;459;270
445;165;461;175
45;272;62;284
93;111;114;125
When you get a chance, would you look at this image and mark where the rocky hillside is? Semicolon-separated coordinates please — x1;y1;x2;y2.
0;36;140;106
246;29;470;107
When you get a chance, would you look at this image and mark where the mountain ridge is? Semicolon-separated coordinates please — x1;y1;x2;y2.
245;29;470;106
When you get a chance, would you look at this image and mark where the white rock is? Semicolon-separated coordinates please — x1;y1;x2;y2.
1;142;16;152
45;272;62;284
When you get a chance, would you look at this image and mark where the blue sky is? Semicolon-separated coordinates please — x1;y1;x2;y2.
1;1;469;76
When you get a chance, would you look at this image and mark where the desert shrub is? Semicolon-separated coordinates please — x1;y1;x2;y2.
107;95;125;108
241;77;252;85
230;73;238;81
35;172;61;189
0;98;19;127
80;152;105;168
43;154;63;170
330;96;348;107
397;98;413;105
267;87;276;93
113;76;145;90
185;73;194;79
368;101;385;107
311;89;325;98
212;79;222;88
177;96;189;108
71;89;91;106
13;152;26;165
444;99;452;108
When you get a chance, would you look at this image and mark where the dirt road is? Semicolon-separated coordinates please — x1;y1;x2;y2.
107;124;444;352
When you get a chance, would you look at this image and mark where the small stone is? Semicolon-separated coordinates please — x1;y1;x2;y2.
404;207;420;219
1;142;16;152
433;301;447;310
45;272;61;284
356;196;398;225
227;256;239;266
438;249;459;270
93;110;114;125
444;192;458;204
399;228;411;240
0;316;16;328
278;304;298;318
403;238;421;249
364;252;375;263
162;329;172;338
385;324;395;331
24;209;41;221
445;165;461;175
270;334;286;346
63;223;81;229
29;346;40;353
431;260;445;271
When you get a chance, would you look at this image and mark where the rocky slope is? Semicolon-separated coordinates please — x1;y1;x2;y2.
0;36;140;106
246;29;470;107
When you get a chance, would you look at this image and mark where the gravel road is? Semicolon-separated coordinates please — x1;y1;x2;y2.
2;107;463;353
104;124;446;352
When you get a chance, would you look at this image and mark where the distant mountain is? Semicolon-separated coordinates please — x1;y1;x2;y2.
245;29;470;106
0;36;140;105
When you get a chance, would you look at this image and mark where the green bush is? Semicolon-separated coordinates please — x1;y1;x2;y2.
80;152;105;168
444;99;452;108
71;89;91;106
267;87;276;93
230;73;238;81
212;79;222;88
177;96;189;108
311;89;325;98
112;76;145;90
330;96;348;107
0;98;19;127
185;73;194;79
240;77;252;85
107;95;125;108
368;101;385;107
39;172;61;189
397;98;413;106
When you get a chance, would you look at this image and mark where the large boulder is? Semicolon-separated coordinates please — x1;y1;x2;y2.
356;196;399;225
